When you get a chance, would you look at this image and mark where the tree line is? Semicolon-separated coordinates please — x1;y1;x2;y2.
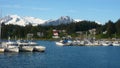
96;19;120;39
1;19;120;39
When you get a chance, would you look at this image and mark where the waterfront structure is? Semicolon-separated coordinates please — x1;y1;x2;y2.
52;29;59;38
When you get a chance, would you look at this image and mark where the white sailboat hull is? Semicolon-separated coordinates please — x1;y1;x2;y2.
112;44;120;46
19;46;33;52
5;47;19;52
56;42;64;46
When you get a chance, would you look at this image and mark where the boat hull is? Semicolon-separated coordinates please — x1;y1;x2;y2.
19;46;33;52
5;47;19;52
112;44;120;46
56;42;64;46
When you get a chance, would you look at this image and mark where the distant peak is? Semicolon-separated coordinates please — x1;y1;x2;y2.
6;14;21;19
60;16;70;19
74;19;82;22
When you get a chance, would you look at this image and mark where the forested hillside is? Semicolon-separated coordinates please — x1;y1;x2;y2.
1;19;120;39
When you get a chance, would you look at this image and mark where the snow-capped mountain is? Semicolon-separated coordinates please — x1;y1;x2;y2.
74;19;82;22
1;15;46;26
0;15;101;26
1;15;75;26
44;16;74;25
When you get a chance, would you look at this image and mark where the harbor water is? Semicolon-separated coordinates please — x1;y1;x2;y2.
0;40;120;68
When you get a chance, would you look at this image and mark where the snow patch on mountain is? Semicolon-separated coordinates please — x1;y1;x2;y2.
74;19;82;22
1;14;101;26
1;15;46;26
45;16;74;25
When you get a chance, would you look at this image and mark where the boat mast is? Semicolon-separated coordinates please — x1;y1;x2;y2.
0;10;2;41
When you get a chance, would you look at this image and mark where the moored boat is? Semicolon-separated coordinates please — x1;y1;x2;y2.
56;39;72;46
28;41;46;52
5;47;19;52
55;41;65;46
101;41;112;46
2;41;19;52
112;41;120;46
17;41;33;52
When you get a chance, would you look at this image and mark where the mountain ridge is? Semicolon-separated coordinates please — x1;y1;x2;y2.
1;14;100;26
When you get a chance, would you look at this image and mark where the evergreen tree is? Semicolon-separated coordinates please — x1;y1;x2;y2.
115;19;120;34
106;20;115;37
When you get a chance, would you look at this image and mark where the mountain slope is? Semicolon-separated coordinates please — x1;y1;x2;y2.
1;15;46;26
1;15;100;26
44;16;74;25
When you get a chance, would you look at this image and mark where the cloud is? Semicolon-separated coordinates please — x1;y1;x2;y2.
0;5;51;11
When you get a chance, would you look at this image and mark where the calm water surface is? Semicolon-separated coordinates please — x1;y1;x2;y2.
0;40;120;68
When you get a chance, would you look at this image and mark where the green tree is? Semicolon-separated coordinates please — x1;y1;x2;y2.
115;19;120;34
106;20;115;37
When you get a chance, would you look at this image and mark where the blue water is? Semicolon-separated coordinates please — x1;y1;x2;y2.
0;41;120;68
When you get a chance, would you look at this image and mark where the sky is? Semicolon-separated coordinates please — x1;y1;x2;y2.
0;0;120;24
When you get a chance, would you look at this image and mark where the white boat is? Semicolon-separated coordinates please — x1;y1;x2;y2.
84;39;94;46
112;41;120;46
17;40;33;52
92;41;102;46
101;41;112;46
72;40;83;46
5;47;19;52
17;40;46;52
56;39;72;46
55;40;65;46
112;43;120;46
2;41;19;52
28;41;46;52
